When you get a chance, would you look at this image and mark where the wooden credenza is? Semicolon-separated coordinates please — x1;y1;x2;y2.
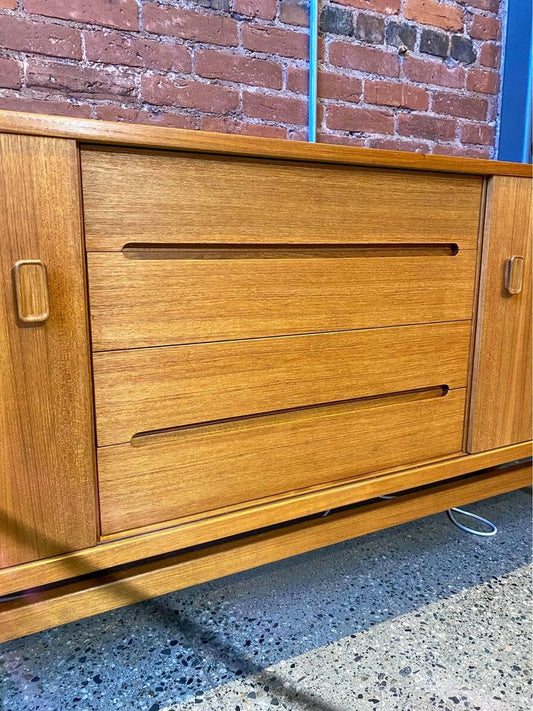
0;111;531;641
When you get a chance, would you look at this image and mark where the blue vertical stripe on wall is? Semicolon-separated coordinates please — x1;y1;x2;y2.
498;0;532;162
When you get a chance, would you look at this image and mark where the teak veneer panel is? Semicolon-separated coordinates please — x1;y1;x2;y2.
1;462;530;643
94;321;471;446
469;176;532;452
0;134;97;567
98;388;466;534
88;250;477;351
0;442;530;598
1;110;531;177
81;148;483;250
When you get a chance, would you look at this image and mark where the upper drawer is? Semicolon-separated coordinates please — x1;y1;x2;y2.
88;248;476;351
80;148;483;250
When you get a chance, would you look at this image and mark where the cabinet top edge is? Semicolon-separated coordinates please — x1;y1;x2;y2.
0;109;531;178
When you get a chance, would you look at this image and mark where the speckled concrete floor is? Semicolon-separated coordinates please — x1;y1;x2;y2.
1;490;531;711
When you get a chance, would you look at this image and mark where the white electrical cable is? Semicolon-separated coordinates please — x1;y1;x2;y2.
378;495;498;537
446;507;498;536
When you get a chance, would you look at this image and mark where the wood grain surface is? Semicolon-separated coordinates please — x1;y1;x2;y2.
1;461;529;643
0;441;529;597
93;321;471;446
81;148;482;250
98;388;466;534
0;109;530;177
0;134;97;568
88;250;477;351
468;176;532;452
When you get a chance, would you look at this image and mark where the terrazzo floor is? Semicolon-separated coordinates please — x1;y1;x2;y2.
1;489;531;711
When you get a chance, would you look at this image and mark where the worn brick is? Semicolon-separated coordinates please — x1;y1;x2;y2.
85;30;191;72
355;13;385;44
0;57;21;89
0;0;17;8
320;6;353;36
280;0;309;27
201;115;287;138
96;106;195;129
143;3;238;47
318;133;366;147
479;44;501;69
320;71;362;101
334;0;401;14
386;21;417;50
326;104;395;134
243;24;308;59
0;95;91;116
420;28;449;58
364;79;428;110
142;75;239;113
450;35;476;64
432;143;491;158
403;56;465;88
193;0;230;11
286;126;308;141
470;14;500;41
467;68;499;94
196;49;282;89
27;59;137;100
329;42;400;77
287;67;362;101
286;66;308;93
369;136;430;152
239;122;288;138
398;112;456;140
457;0;499;11
460;122;494;145
404;0;464;32
234;0;277;20
242;90;307;124
0;16;82;59
432;90;487;120
486;97;498;122
23;0;139;31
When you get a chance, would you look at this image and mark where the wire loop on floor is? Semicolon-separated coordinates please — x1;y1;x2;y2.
378;495;498;537
447;507;498;536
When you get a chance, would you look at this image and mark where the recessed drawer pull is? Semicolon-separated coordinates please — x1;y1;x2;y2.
130;385;450;447
504;255;525;295
121;243;460;260
13;259;50;324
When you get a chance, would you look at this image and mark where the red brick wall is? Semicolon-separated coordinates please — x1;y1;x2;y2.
0;0;504;156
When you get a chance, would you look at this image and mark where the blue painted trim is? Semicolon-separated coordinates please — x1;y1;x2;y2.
520;39;532;163
498;0;532;163
308;0;318;143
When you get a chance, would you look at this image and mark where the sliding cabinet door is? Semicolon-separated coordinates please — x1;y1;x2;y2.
468;176;532;452
0;133;96;567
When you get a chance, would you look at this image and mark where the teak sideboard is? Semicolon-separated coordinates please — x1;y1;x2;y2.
0;110;531;642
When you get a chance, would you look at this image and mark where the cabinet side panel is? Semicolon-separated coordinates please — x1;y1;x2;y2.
468;176;532;452
0;133;97;567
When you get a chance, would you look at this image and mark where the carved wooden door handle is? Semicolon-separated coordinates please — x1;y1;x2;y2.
13;259;50;324
504;255;525;295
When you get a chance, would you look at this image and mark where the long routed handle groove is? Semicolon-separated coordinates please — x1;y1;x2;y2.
130;384;450;446
121;243;460;260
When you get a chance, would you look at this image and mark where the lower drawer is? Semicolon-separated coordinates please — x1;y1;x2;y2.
98;387;467;535
93;321;471;446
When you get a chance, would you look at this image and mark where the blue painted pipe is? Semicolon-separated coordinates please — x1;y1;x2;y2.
308;0;319;142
